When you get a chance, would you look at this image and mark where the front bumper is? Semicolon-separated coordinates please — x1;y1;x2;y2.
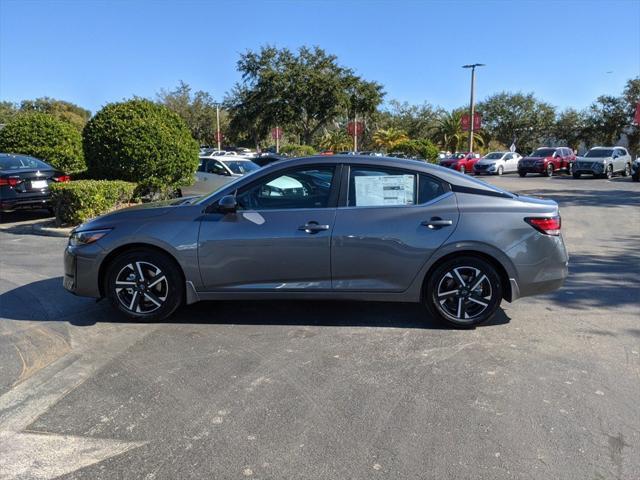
63;243;103;298
518;163;546;174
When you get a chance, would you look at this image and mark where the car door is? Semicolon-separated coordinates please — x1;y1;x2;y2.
197;164;340;291
502;153;513;172
614;148;626;171
331;166;460;291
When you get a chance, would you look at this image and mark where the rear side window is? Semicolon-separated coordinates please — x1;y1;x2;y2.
418;174;446;204
349;167;416;207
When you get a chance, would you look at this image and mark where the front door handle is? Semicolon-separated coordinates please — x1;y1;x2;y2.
421;217;453;229
298;221;330;234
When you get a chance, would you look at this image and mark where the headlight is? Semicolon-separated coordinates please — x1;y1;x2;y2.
69;228;112;246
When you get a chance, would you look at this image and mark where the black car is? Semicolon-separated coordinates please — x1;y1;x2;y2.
252;154;287;167
0;153;70;212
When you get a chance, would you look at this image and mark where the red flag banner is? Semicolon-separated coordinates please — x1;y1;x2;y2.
461;113;482;131
634;102;640;125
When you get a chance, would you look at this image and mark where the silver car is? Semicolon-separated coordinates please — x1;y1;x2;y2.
182;157;261;196
573;146;632;179
63;156;568;327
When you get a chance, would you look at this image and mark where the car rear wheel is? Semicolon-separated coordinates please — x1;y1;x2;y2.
622;163;630;177
518;170;526;177
425;256;502;328
544;164;554;177
105;249;184;321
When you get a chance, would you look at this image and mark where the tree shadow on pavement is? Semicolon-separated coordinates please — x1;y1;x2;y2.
0;277;510;330
515;189;640;207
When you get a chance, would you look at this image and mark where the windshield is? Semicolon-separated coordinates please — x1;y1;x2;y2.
585;149;613;158
530;148;556;158
484;152;504;160
222;160;260;174
0;155;51;170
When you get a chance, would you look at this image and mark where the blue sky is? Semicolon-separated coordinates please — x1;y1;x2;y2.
1;0;639;114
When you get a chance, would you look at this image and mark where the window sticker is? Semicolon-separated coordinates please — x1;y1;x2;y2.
354;175;415;206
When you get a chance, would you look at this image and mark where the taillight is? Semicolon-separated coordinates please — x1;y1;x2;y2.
53;175;71;182
0;177;21;187
525;216;561;236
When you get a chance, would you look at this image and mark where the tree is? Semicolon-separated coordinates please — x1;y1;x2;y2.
584;95;628;146
319;128;352;151
622;77;640;155
0;113;84;172
0;101;18;125
157;81;227;145
476;92;556;154
226;46;384;147
393;139;439;163
554;108;587;151
432;111;465;151
372;127;409;151
19;97;91;132
377;100;444;139
83;99;199;191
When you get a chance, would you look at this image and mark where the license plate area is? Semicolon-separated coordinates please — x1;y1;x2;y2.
30;180;48;189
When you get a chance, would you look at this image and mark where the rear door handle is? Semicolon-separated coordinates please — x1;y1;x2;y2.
298;221;330;234
421;217;453;229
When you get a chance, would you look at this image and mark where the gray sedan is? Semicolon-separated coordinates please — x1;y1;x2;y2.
63;156;568;327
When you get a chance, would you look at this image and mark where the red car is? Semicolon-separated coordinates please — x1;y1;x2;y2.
518;147;576;177
439;152;481;174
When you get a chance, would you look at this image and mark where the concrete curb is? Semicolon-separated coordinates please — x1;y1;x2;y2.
0;219;72;238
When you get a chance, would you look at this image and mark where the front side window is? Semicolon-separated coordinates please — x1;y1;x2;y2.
236;166;335;210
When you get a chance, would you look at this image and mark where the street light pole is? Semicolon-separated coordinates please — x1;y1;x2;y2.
216;104;221;151
462;63;485;153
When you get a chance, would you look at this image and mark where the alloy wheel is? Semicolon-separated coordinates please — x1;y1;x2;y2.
436;266;493;321
114;261;169;314
606;165;613;179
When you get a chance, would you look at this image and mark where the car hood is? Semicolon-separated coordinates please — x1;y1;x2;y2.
74;197;199;232
476;159;500;165
522;156;549;161
577;156;610;162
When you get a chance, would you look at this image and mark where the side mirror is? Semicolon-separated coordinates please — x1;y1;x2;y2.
217;195;237;213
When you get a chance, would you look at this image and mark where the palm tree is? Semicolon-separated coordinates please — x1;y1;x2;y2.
319;128;352;152
431;111;485;152
372;127;409;151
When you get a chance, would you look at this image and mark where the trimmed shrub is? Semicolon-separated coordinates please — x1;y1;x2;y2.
83;99;199;190
0;113;84;172
279;144;316;157
50;180;137;226
393;139;439;163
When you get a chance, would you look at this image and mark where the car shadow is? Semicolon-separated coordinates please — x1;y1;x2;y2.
515;188;640;207
0;209;52;224
0;277;511;330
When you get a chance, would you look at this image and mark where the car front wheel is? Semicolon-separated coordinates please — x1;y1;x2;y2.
518;170;526;177
105;248;184;321
545;164;554;177
605;164;613;179
573;171;581;179
497;166;504;176
425;256;502;327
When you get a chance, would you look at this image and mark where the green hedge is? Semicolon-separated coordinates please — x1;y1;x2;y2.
279;144;316;157
50;180;137;226
0;113;85;172
83;99;199;190
393;139;439;163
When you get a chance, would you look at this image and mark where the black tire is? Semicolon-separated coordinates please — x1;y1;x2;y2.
425;256;502;328
497;165;504;176
605;164;613;179
518;170;527;177
567;163;573;175
105;248;184;321
572;171;581;179
622;163;630;177
544;163;554;177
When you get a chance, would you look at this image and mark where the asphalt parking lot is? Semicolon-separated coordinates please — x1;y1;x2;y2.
0;174;639;480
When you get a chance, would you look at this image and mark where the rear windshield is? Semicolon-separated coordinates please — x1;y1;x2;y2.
530;148;556;157
585;149;613;158
0;156;50;170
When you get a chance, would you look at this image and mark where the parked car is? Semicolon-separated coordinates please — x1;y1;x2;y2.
181;157;261;197
572;146;632;179
439;152;481;174
473;151;522;175
0;153;70;212
632;157;640;182
63;155;568;327
518;147;575;177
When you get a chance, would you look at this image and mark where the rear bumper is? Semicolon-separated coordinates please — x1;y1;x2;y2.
0;194;51;212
